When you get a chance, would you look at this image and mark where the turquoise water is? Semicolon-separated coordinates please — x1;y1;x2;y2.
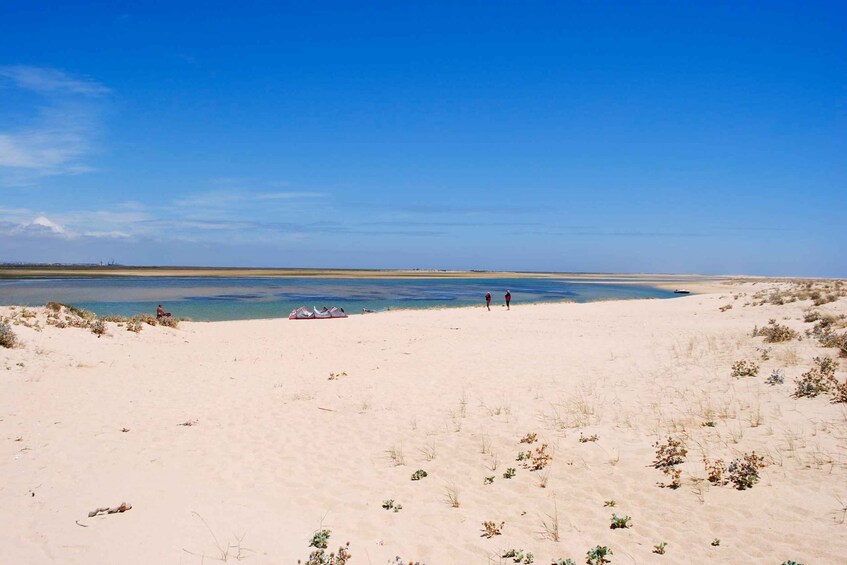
0;276;677;321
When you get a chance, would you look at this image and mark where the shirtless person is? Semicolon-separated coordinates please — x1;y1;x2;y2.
504;290;511;310
156;305;171;319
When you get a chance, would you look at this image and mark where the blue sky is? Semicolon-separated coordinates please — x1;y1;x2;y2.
1;1;844;276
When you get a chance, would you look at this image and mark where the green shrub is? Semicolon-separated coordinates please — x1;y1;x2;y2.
754;319;799;343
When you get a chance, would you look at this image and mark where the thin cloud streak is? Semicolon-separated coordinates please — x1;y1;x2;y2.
0;66;109;186
0;66;110;96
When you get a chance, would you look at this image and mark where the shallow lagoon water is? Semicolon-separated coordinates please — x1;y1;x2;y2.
0;276;677;321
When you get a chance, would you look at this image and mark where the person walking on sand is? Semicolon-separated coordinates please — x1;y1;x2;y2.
505;290;511;310
485;292;491;311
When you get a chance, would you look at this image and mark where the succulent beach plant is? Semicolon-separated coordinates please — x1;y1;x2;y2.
410;469;427;481
609;514;631;529
501;549;534;563
586;545;612;565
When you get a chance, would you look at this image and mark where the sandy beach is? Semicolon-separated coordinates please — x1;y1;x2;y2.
2;281;846;564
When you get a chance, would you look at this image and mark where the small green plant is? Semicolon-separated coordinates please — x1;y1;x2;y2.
484;476;495;485
586;545;612;565
0;322;18;349
480;520;504;538
579;433;599;443
503;467;516;479
309;530;331;549
731;359;759;378
126;319;142;333
516;451;530;461
410;469;428;481
652;542;667;555
382;499;402;512
781;561;804;565
727;452;766;490
711;538;720;547
609;514;631;529
702;420;716;427
603;500;616;507
501;549;534;563
719;304;732;312
328;371;347;380
551;559;576;565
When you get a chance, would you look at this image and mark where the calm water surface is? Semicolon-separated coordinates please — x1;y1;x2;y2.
0;277;677;321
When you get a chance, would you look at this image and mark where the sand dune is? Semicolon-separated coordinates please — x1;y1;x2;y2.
1;282;846;564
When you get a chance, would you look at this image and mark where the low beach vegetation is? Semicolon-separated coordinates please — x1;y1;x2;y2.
731;360;759;378
381;499;402;512
586;545;612;565
480;521;503;538
299;529;351;565
0;322;18;348
726;452;766;490
90;319;107;336
753;319;799;343
609;514;631;529
794;357;837;398
766;369;785;385
654;436;686;489
501;549;534;563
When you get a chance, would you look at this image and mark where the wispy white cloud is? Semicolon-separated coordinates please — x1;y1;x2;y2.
255;191;326;200
0;66;110;96
0;66;108;186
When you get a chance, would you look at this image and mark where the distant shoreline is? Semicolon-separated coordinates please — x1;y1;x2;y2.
0;265;737;290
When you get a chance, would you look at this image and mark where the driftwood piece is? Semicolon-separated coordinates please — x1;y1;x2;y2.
87;502;132;518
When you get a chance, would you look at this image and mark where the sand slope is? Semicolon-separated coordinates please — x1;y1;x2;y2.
1;283;846;564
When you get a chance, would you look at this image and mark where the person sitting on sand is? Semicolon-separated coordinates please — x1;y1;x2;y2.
156;305;171;319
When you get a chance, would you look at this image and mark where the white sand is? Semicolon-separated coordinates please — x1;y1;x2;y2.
1;283;846;564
